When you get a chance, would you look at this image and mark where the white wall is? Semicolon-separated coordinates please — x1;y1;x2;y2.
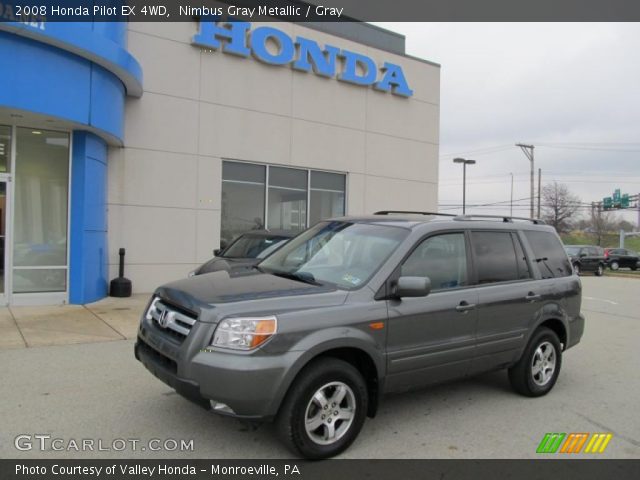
108;21;440;292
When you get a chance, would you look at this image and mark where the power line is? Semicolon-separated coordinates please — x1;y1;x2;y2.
439;144;513;158
537;144;640;153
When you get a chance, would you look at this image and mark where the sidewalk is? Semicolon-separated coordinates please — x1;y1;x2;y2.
0;295;149;350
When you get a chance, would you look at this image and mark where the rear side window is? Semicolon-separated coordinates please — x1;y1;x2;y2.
470;231;520;284
523;230;572;278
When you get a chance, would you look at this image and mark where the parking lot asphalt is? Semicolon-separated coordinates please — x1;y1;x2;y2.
1;276;639;459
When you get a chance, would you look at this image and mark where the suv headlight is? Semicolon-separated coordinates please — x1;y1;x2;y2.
211;316;277;350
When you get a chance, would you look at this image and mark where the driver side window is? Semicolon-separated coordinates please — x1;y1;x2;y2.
401;233;468;291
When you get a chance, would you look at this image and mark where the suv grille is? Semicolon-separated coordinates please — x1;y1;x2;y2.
146;297;197;341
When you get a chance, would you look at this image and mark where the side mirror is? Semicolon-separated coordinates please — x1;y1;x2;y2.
213;249;222;256
394;276;431;298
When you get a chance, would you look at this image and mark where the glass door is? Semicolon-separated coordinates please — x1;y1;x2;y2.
12;127;70;297
0;125;11;304
0;181;7;303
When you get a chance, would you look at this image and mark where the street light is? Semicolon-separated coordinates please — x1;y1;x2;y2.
453;158;476;214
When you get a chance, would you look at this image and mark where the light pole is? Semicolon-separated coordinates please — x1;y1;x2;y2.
453;158;476;214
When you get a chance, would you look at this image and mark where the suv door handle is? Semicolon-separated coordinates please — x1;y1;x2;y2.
455;301;476;313
525;292;542;302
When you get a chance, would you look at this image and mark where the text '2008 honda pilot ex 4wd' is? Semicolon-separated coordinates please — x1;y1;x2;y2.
135;212;585;459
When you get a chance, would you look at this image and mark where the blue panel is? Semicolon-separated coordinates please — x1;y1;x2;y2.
0;21;142;97
69;131;108;304
0;31;126;142
90;63;125;141
0;32;91;124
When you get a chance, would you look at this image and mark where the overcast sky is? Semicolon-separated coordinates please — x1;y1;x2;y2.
375;23;640;224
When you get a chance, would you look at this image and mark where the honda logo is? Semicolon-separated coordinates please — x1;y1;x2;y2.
157;309;171;329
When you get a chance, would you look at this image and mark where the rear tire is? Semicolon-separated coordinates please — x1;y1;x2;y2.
276;358;368;459
508;327;562;397
595;264;604;276
610;261;619;271
573;263;580;275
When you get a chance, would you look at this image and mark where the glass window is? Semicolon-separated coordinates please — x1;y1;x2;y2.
220;161;346;245
0;125;10;173
513;234;531;280
267;166;307;233
221;161;265;248
259;221;407;290
309;171;345;225
402;233;468;291
564;246;581;256
523;230;572;279
471;231;519;284
13;128;69;293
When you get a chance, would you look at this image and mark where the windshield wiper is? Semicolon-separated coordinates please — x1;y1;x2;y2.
269;270;322;286
535;257;556;279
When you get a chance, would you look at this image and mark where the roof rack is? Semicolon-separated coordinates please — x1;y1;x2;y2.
453;214;546;225
374;210;457;217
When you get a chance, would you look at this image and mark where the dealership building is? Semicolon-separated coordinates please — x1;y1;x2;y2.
0;17;440;305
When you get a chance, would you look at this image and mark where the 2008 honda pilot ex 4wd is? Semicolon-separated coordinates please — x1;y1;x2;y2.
135;212;585;459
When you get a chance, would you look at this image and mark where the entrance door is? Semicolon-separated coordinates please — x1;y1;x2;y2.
11;127;70;303
0;180;7;304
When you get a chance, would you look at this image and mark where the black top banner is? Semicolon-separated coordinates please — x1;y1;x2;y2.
2;0;640;22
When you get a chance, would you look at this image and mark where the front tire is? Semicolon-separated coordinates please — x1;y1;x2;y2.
595;264;604;276
573;263;580;275
508;327;562;397
276;358;368;459
610;261;619;271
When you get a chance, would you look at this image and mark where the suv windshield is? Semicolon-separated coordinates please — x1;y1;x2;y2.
258;221;408;289
564;246;581;256
222;235;289;259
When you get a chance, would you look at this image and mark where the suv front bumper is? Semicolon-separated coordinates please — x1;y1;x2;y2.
135;333;301;421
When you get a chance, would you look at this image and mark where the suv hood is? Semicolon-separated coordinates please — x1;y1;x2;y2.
156;270;345;320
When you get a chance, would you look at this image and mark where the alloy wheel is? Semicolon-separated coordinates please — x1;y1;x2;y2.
531;341;556;386
304;382;356;445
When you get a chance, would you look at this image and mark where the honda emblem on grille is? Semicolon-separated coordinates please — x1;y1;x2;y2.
158;309;170;328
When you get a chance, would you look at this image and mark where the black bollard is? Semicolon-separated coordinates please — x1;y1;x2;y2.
109;248;132;297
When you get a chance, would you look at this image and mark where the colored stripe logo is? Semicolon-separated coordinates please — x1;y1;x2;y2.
537;433;612;454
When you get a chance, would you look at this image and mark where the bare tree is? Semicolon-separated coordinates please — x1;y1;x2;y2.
590;209;617;246
541;182;580;233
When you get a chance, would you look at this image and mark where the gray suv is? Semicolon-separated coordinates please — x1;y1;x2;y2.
135;212;584;459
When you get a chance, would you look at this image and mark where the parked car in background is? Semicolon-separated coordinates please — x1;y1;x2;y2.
189;230;294;276
564;245;605;276
604;248;639;271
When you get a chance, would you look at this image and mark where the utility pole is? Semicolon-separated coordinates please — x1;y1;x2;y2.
537;168;542;218
516;143;535;218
